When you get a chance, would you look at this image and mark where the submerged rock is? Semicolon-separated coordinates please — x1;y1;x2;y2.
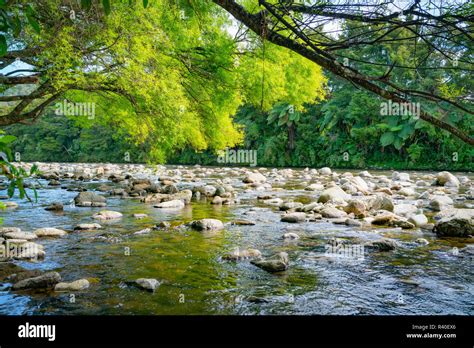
364;238;398;251
251;252;289;273
154;199;185;209
45;203;64;211
190;219;224;231
283;232;300;240
74;223;102;230
34;228;67;237
222;248;262;261
92;210;123;220
135;278;160;291
74;192;107;207
231;219;256;226
12;272;61;290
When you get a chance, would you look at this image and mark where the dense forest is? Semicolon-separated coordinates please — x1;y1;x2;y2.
6;71;473;170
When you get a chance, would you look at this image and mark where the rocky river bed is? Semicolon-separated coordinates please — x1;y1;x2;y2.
0;163;473;315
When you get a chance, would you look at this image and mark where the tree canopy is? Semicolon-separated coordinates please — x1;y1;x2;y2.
0;0;326;161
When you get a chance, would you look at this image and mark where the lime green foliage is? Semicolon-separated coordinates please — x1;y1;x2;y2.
0;131;39;204
2;0;326;162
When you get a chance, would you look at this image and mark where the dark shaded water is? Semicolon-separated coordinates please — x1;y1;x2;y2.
0;167;473;315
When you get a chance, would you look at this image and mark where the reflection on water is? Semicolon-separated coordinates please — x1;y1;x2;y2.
0;167;473;315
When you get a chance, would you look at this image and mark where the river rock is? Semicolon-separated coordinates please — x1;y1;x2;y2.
161;184;178;194
305;183;324;191
4;202;18;209
263;198;283;206
92;210;123;220
133;228;152;235
4;231;37;240
433;208;474;237
211;196;223;205
12;271;61;290
55;279;90;291
364;238;398;251
74;223;102;230
74;192;107;207
349;176;369;193
408;214;428;227
344;199;367;218
392;172;410;182
321;206;347;219
133;213;148;219
430;195;454;211
0;227;21;236
222;248;262;261
45;203;64;211
319;167;332;175
154;221;171;229
398;187;417;197
436;171;460;187
34;228;67;237
135;278;160;291
281;212;306;223
154;199;185;209
190;219;224;231
318;186;350;203
415;238;429;245
251;252;289;273
280;201;304;211
283;232;300;240
243;172;266;184
231;219;256;226
394;203;418;217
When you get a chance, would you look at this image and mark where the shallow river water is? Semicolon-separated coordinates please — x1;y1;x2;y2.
0;165;473;315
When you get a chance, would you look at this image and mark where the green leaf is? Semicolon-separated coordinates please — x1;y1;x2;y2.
393;137;403;150
26;5;41;33
7;180;15;198
12;15;22;37
380;132;395;147
81;0;92;9
17;179;25;199
399;123;415;140
0;34;6;56
414;120;425;129
0;135;17;144
102;0;111;15
277;115;288;126
389;125;403;132
143;0;149;8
